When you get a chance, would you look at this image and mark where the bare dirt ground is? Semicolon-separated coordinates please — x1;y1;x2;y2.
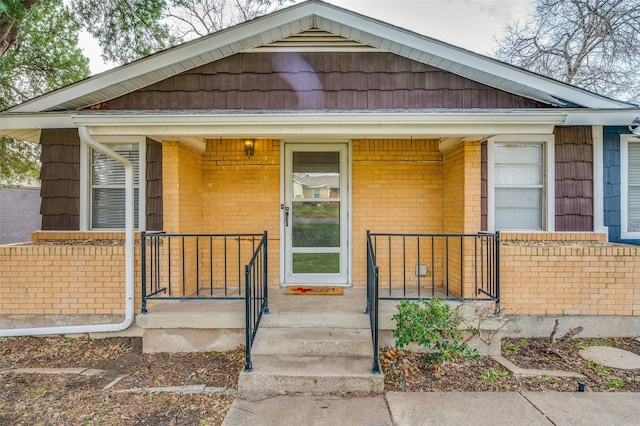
1;336;639;425
382;337;640;392
1;336;243;425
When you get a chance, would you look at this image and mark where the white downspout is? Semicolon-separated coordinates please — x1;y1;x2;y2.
0;126;135;336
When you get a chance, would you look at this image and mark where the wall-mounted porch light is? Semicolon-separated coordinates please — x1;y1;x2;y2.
244;139;255;158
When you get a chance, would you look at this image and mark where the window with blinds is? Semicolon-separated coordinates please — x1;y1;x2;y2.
91;144;139;229
627;142;640;233
494;143;544;230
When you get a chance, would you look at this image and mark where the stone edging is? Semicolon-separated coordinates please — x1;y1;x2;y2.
492;355;586;379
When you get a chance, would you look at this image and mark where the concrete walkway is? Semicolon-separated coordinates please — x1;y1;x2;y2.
222;392;640;426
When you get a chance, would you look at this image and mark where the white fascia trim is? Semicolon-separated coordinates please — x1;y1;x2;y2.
564;109;640;126
72;111;565;140
72;111;569;126
620;134;640;239
486;134;555;233
0;113;75;129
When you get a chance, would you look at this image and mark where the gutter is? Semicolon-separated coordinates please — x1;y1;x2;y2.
0;126;135;337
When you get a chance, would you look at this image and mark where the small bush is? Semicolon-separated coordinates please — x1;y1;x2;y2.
392;298;479;367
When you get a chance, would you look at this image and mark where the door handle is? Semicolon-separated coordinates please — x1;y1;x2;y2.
284;206;289;226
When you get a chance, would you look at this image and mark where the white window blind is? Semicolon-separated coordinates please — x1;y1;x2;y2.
494;143;544;230
627;142;640;232
91;144;139;229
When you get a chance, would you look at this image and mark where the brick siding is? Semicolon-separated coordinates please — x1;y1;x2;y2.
0;187;41;244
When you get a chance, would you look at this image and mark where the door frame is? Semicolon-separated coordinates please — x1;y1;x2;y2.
279;140;352;287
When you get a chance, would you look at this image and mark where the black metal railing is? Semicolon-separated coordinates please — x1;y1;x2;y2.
141;231;267;313
366;231;500;304
366;232;381;374
244;231;269;372
141;230;269;372
366;231;500;374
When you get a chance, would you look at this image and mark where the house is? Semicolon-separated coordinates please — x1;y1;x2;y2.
0;180;41;244
1;0;639;345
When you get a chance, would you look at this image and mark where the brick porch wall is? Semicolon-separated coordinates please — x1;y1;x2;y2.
500;232;640;316
0;232;142;316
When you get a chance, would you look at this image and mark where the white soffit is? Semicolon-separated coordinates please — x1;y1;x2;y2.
6;0;634;114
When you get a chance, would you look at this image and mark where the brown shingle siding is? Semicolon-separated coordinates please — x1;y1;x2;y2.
40;132;163;232
39;128;80;230
554;126;593;232
146;138;163;231
96;52;550;111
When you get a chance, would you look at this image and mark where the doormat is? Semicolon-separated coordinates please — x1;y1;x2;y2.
284;286;344;296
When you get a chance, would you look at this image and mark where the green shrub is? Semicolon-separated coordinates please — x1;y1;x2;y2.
392;298;480;367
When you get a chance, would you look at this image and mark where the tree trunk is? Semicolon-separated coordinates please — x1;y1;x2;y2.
0;0;38;59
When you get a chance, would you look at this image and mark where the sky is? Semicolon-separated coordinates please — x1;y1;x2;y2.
79;0;535;75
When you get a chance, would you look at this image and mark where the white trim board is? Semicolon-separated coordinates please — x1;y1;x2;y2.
620;134;640;239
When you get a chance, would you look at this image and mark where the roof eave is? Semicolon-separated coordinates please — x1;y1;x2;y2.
4;0;634;113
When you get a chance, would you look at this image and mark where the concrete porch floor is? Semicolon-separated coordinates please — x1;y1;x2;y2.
138;285;451;320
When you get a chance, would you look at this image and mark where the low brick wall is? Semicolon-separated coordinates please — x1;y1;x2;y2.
500;233;639;316
0;232;142;317
2;231;639;322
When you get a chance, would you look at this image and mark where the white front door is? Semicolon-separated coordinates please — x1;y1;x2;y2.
282;143;349;285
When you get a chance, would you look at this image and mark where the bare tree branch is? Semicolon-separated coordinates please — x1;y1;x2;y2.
494;0;640;103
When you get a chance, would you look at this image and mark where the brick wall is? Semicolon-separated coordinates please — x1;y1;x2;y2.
442;142;482;298
161;143;203;295
352;139;444;285
162;142;203;233
202;139;281;286
0;232;142;316
500;233;639;316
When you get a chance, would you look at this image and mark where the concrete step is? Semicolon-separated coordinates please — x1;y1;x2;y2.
238;355;384;394
260;312;370;329
251;327;372;357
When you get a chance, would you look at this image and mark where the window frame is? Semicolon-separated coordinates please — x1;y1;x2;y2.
620;134;640;239
80;136;146;231
486;134;555;232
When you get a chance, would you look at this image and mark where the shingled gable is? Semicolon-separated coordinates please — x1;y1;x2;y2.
4;0;633;116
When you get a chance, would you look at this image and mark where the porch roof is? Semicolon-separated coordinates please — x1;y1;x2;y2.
2;0;636;118
2;108;640;149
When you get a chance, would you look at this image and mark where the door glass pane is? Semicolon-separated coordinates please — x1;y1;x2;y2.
290;151;341;275
292;202;339;247
293;253;340;273
292;152;340;198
